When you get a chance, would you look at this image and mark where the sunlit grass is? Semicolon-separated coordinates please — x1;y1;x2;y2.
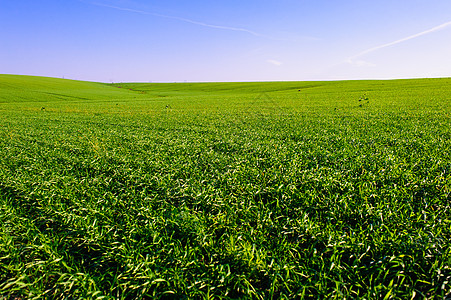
0;74;450;298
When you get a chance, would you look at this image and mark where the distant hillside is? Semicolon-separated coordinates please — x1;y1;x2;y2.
1;75;450;113
0;75;133;103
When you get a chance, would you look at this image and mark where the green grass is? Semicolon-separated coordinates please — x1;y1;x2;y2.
0;74;450;299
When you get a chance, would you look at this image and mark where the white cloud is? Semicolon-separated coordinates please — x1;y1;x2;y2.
346;59;376;67
83;1;267;38
267;59;283;66
347;21;451;66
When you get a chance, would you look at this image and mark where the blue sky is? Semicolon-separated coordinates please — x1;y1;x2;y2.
1;0;451;82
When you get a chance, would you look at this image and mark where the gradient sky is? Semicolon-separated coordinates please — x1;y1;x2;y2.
1;0;451;82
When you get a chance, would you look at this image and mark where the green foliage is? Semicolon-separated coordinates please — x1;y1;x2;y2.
0;75;450;298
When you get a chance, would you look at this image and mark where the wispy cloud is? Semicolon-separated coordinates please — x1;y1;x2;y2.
347;21;451;66
267;59;283;66
82;1;269;38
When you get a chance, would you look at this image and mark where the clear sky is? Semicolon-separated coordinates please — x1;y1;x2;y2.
1;0;451;82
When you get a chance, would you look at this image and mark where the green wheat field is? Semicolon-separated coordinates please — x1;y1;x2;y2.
0;74;450;299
